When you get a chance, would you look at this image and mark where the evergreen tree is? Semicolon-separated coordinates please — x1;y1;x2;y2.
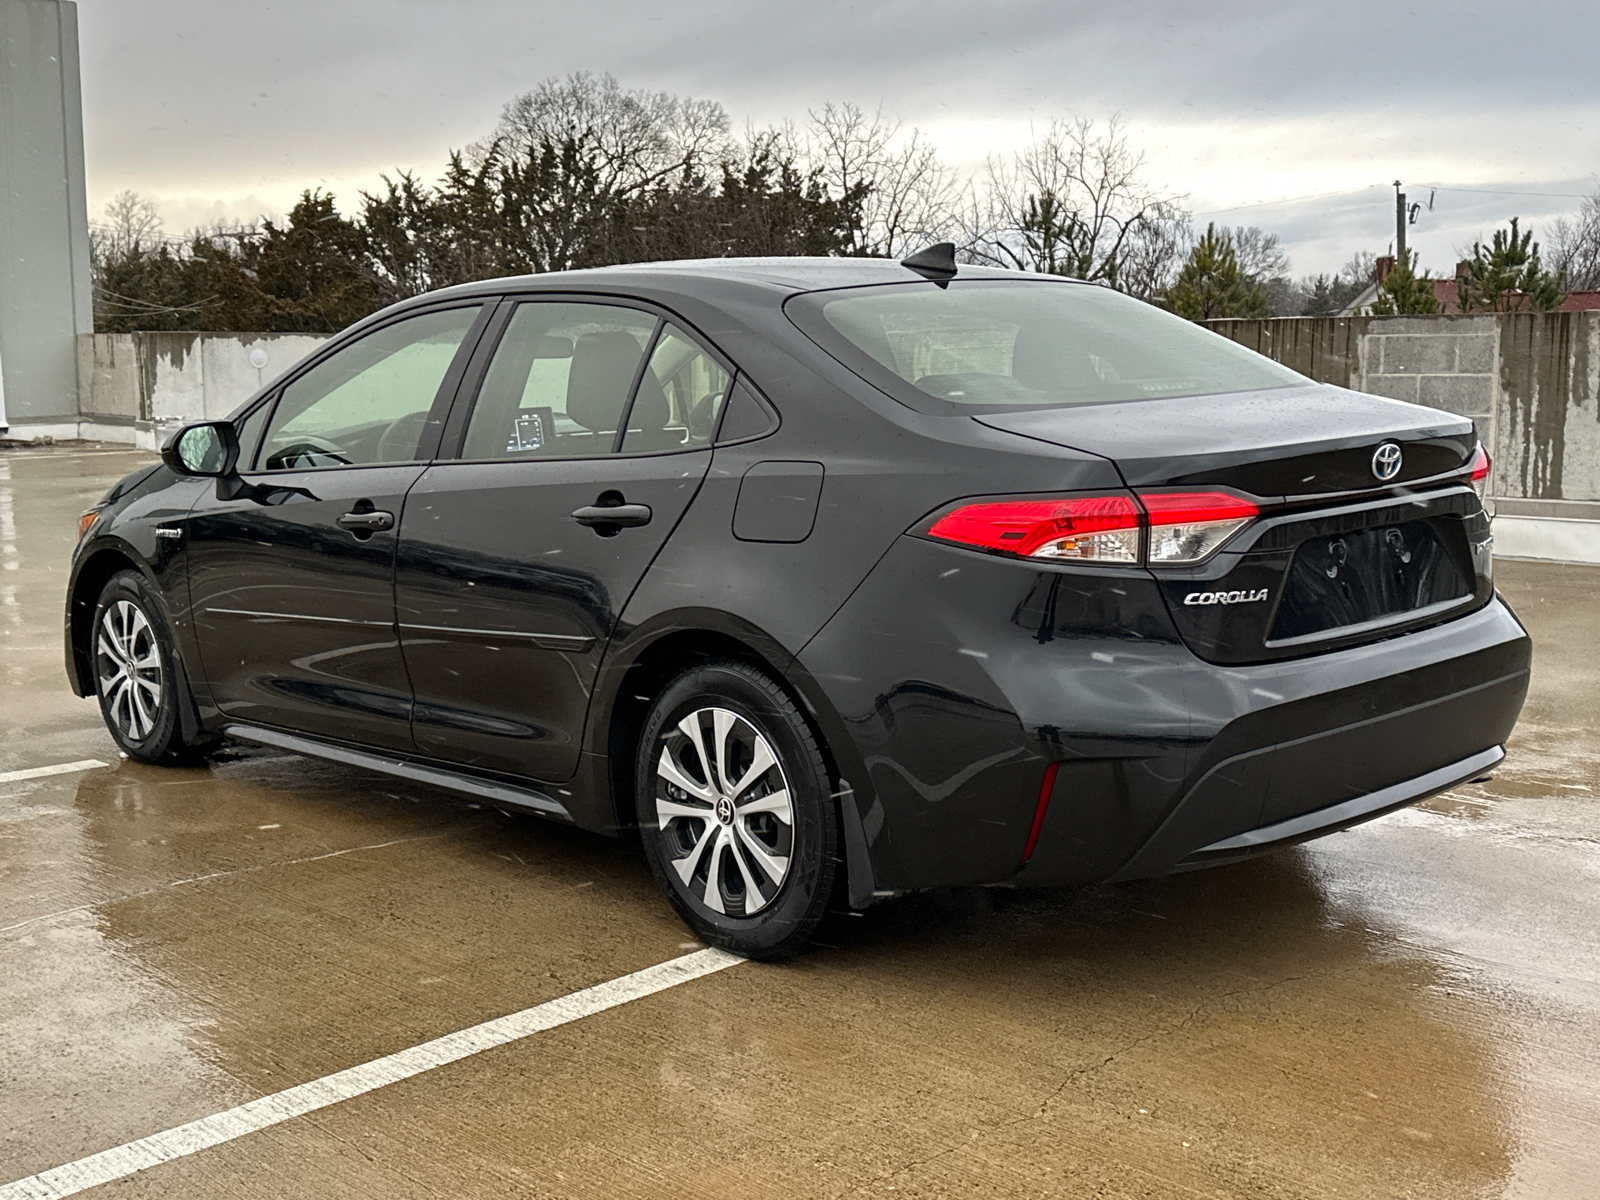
1162;223;1271;321
94;244;211;332
201;192;377;333
1299;272;1368;316
1368;250;1440;315
1457;217;1567;312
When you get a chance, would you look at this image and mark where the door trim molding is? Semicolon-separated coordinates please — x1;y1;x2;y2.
397;622;594;652
205;606;393;628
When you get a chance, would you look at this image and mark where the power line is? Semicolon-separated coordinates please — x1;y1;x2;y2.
1191;179;1594;221
1191;184;1385;218
1418;183;1595;200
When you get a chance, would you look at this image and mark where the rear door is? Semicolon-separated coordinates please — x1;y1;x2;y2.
394;299;733;780
187;303;487;750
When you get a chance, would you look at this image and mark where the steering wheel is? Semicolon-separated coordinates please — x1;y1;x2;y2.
264;438;353;470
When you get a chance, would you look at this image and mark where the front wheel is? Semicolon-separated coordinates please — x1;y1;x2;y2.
636;661;838;960
92;570;206;764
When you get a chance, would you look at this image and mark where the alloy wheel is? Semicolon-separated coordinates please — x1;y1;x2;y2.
654;707;794;917
96;599;164;741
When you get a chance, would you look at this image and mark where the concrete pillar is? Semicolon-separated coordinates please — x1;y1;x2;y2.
0;0;92;436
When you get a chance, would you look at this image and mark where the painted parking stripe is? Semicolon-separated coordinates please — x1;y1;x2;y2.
0;760;106;786
0;948;744;1200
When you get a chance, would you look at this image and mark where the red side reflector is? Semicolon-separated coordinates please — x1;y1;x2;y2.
1138;491;1260;525
926;496;1139;559
1021;761;1060;864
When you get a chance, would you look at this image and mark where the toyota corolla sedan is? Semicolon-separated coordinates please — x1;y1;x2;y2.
65;250;1531;958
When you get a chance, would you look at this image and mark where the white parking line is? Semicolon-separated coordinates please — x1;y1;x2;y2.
0;947;744;1200
0;760;106;786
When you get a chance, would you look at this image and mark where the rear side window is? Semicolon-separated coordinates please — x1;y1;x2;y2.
620;324;731;453
461;302;658;460
789;279;1303;413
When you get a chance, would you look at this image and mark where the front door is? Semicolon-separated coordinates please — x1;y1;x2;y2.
187;303;487;750
395;301;733;779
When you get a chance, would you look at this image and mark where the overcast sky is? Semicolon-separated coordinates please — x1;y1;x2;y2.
77;0;1600;276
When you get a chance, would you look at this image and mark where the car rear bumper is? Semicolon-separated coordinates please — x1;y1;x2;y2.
1015;597;1529;885
800;535;1531;892
1176;745;1502;865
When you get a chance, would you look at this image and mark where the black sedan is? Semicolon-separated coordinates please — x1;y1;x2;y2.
65;250;1530;958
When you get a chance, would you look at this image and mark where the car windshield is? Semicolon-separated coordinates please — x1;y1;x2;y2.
793;278;1304;411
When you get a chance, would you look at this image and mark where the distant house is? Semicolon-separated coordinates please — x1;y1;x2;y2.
1340;256;1600;315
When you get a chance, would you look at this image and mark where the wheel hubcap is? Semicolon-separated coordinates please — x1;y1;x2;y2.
95;600;163;741
655;707;793;917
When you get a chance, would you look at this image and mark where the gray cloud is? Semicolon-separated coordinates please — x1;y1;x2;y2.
77;0;1600;274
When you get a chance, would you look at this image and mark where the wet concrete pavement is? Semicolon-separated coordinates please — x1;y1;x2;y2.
2;444;1597;1198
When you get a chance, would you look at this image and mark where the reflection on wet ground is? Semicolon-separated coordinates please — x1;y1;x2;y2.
2;446;1597;1198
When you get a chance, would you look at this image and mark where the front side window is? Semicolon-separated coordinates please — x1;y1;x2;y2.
788;279;1303;413
621;324;731;453
257;306;481;470
461;302;658;460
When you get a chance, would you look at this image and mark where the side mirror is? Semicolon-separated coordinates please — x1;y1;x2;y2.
160;421;240;478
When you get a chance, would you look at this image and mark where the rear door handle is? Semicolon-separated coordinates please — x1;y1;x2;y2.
336;510;395;531
571;503;652;528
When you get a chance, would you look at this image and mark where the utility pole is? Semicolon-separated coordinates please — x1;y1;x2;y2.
1394;180;1407;263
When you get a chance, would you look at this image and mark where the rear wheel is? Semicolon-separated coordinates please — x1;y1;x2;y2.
92;570;207;764
637;661;838;960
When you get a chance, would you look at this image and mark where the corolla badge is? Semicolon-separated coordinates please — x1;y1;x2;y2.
1372;441;1404;482
1183;589;1270;606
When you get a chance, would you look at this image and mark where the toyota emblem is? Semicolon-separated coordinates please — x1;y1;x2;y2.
1371;442;1403;482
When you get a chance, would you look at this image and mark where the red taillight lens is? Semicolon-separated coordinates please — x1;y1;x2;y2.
1139;491;1260;564
1467;445;1491;501
926;495;1141;562
923;489;1260;566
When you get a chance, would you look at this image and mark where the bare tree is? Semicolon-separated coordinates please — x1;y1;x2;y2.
1224;225;1296;314
805;102;957;257
1113;201;1192;301
1228;226;1290;282
92;190;164;261
1341;250;1378;286
1548;186;1600;289
477;72;731;196
960;116;1182;288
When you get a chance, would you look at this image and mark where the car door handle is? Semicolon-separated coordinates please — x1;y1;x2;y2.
571;503;652;528
336;510;395;531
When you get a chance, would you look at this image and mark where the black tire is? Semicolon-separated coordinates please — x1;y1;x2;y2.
636;661;839;960
91;570;209;765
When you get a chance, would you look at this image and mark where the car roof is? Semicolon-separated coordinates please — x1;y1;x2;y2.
417;256;1066;304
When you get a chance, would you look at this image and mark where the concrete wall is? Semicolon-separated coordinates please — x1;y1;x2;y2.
1208;311;1600;563
0;0;92;432
74;331;327;448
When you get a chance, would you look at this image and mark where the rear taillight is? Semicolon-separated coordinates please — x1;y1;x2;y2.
923;490;1259;566
1467;445;1491;501
925;496;1140;563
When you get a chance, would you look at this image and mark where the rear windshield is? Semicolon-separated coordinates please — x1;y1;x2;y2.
788;278;1303;412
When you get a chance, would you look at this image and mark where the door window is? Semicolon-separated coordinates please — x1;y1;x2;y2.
461;302;658;460
621;324;731;453
257;305;482;471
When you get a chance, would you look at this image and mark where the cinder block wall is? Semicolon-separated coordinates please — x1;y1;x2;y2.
1208;311;1600;562
1207;313;1600;505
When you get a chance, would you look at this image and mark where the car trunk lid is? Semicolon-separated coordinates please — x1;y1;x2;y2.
974;383;1476;494
975;384;1493;664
